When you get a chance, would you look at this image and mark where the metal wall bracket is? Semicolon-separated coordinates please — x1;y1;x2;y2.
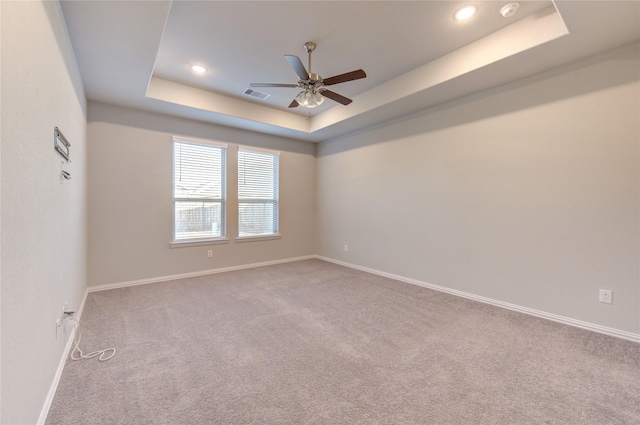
54;127;70;162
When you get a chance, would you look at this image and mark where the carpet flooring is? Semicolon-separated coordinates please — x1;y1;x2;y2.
47;259;640;424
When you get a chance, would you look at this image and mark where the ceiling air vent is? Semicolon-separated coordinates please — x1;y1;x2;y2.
243;88;270;100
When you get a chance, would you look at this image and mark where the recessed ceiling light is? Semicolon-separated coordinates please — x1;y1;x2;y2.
454;4;478;21
190;65;206;74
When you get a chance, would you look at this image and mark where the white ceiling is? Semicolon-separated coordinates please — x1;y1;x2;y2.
60;1;640;142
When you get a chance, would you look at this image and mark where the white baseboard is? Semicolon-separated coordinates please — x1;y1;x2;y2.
316;255;640;344
87;255;316;293
38;289;89;425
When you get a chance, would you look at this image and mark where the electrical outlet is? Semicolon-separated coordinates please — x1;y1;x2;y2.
56;302;69;339
207;250;213;258
344;244;348;252
60;302;68;325
599;289;612;304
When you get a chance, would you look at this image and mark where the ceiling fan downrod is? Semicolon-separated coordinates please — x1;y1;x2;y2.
304;41;316;78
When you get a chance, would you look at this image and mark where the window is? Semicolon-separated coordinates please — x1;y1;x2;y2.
172;137;227;243
238;146;279;238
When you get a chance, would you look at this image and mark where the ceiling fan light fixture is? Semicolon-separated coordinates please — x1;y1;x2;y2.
454;4;478;21
295;89;324;108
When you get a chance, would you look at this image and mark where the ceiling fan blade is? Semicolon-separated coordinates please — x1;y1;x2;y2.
321;90;352;105
285;55;309;80
322;69;367;86
288;99;299;108
250;83;299;88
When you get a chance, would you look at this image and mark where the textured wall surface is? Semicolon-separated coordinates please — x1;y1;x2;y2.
1;1;87;423
87;102;316;287
317;43;640;334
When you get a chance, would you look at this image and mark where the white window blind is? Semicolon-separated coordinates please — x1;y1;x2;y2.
238;146;279;238
173;137;227;242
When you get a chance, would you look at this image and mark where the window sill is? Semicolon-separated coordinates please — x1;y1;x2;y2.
235;234;281;243
170;238;229;248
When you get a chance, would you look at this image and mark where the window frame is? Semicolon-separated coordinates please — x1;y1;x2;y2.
237;145;280;242
170;136;229;248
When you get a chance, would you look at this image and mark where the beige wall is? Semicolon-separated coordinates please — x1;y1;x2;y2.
1;1;88;423
87;102;316;287
317;43;640;334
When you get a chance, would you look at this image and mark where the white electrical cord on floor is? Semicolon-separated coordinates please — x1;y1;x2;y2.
65;313;116;362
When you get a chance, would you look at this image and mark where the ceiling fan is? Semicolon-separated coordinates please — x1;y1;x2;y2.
250;41;366;109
